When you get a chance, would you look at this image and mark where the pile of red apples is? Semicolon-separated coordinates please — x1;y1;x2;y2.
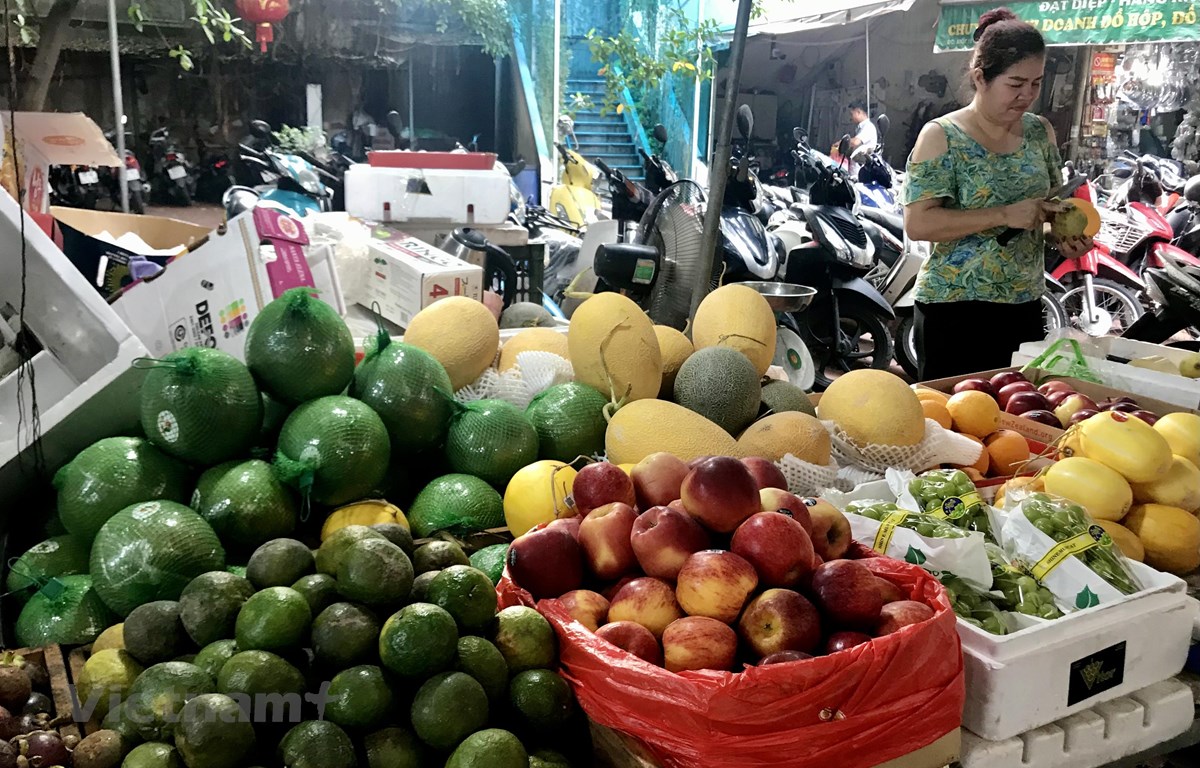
505;453;937;674
953;370;1159;429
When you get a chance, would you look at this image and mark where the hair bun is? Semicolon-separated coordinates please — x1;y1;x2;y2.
974;7;1020;41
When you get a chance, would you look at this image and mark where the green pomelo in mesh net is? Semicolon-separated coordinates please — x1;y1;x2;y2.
244;288;355;405
5;535;92;606
407;474;505;538
525;383;608;462
55;436;192;542
275;396;391;507
15;574;118;647
90;500;226;617
192;459;298;552
444;399;538;489
351;339;454;455
139;348;263;466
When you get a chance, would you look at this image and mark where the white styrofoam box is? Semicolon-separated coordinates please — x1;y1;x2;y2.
0;189;148;497
344;165;511;225
360;231;483;329
959;677;1194;768
1012;339;1200;410
959;561;1196;740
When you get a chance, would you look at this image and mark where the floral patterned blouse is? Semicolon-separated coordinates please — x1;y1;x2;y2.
901;113;1061;304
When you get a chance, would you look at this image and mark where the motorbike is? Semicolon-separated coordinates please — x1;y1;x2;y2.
48;163;103;210
1121;246;1200;349
852;114;902;215
100;130;145;214
224;120;337;217
146;127;196;206
1165;175;1200;258
549;116;604;228
194;134;234;205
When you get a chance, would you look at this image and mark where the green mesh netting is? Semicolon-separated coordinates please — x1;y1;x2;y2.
444;400;539;489
407;474;505;538
15;574;118;647
192;459;297;552
244;288;355;405
5;535;92;606
351;339;454;455
524;383;609;463
274;396;391;508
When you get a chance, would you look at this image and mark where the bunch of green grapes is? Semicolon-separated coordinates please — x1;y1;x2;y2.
940;574;1008;635
909;468;993;539
845;500;970;540
1021;493;1141;596
985;545;1063;620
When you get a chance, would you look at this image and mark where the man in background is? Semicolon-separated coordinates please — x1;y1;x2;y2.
846;100;878;176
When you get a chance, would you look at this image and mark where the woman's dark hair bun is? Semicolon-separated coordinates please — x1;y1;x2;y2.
974;7;1020;41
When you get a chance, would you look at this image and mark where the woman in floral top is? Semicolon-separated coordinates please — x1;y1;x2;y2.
902;7;1092;380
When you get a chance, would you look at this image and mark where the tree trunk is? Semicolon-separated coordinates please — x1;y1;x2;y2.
21;0;82;112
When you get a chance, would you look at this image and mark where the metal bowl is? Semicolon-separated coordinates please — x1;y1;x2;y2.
738;281;817;313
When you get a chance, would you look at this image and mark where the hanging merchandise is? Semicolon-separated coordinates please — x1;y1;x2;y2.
235;0;291;52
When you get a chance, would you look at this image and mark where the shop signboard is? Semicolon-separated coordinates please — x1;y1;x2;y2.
935;1;1200;51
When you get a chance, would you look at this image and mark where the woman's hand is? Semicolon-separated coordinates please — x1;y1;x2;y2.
1050;234;1094;260
1004;198;1067;230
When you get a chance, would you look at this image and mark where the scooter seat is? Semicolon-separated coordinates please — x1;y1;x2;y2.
859;206;904;240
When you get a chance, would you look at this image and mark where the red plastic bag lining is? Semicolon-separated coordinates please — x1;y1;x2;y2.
497;543;964;768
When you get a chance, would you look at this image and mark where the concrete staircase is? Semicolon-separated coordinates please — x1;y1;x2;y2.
566;76;644;183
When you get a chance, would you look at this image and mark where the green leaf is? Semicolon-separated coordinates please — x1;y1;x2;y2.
905;546;927;565
1075;585;1100;609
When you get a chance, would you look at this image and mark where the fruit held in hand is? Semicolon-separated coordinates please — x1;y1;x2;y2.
1050;199;1101;239
595;621;662;665
680;456;761;533
810;560;884;630
675;550;758;624
662;617;738;673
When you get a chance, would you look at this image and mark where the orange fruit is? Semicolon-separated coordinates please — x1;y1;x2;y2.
914;387;950;406
920;399;953;430
956;434;990;474
947;391;1001;438
985;430;1030;477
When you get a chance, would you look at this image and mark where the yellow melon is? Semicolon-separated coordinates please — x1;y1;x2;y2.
1043;456;1133;521
1123;502;1200;574
498;328;570;372
1154;413;1200;468
403;296;500;390
568;294;662;403
1131;455;1200;513
691;284;777;375
817;369;925;447
606;399;737;464
1095;520;1145;562
654;325;694;398
1078;411;1173;484
736;412;831;464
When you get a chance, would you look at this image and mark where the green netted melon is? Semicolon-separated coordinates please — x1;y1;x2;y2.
275;396;391;507
14;574;117;646
55;436;192;541
139;347;262;465
244;288;355;405
350;339;454;455
90;501;226;617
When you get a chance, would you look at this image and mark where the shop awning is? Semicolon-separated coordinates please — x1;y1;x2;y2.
936;0;1200;52
715;0;914;38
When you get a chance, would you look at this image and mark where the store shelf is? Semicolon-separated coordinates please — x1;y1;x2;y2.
958;677;1196;768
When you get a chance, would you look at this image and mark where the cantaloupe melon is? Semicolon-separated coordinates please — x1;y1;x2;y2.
654;326;693;398
673;347;761;435
403;297;500;391
605;400;737;464
817;369;925;447
498;328;570;372
568;294;662;404
691;285;777;376
760;380;817;417
736;412;830;465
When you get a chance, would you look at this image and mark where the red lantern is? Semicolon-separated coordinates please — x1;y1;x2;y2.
236;0;290;52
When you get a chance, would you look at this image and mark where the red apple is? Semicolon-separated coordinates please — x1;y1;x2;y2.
1069;408;1100;425
804;498;852;560
1005;391;1051;415
741;457;788;491
1054;393;1097;427
759;489;814;535
953;378;997;399
810;560;884;630
667;498;687;514
1105;401;1140;414
578;502;639;580
990;371;1028;390
1038;380;1076;395
558;589;610;632
824;631;873;654
662;616;737;673
675;550;758;624
607;577;684;638
1022;409;1062;428
573;462;637;515
545;515;582;541
737;589;822;659
688;455;716;469
998;381;1036;409
1044;389;1073;408
632;452;691;510
629;505;711;580
876;600;935;636
875;577;905;605
595;621;662;665
730;512;815;588
506;526;583;600
600;576;638;602
1130;409;1159;425
759;650;813;665
680;456;761;533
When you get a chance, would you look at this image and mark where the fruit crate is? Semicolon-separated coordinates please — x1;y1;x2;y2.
10;643;82;743
65;644;98;737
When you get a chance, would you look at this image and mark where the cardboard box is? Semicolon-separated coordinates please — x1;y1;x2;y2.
344;164;512;225
51;206;211;297
110;208;339;360
0;112;121;213
362;229;483;329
